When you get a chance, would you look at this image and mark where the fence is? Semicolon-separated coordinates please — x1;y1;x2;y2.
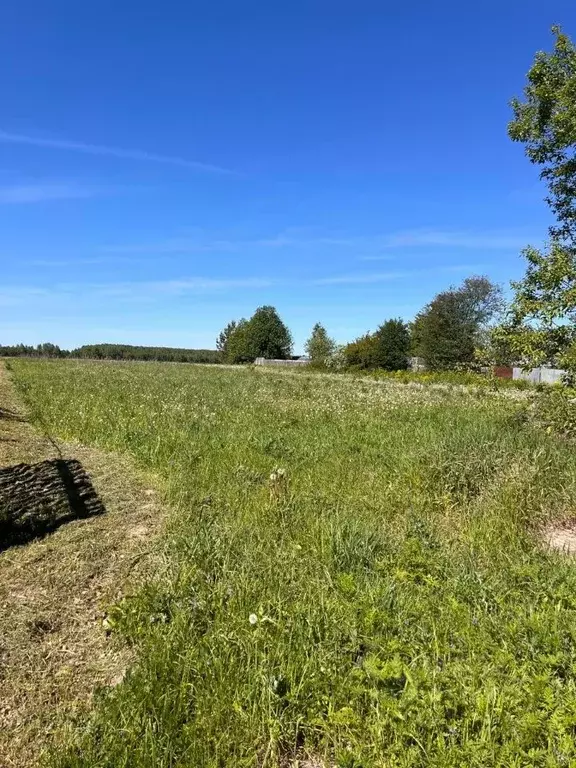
254;358;310;367
512;367;566;385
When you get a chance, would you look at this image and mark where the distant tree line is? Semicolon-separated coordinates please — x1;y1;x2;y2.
216;276;504;372
0;343;69;358
216;29;576;377
71;344;221;363
1;276;505;374
0;343;221;364
5;30;576;380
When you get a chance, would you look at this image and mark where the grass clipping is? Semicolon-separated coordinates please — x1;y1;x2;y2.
0;362;166;768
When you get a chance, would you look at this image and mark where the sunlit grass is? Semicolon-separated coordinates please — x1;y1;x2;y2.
9;359;576;768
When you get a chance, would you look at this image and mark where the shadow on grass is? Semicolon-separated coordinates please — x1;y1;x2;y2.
0;458;106;551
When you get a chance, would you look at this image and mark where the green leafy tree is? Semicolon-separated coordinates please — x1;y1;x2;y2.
415;292;476;370
243;306;293;360
495;243;576;367
343;333;377;369
501;28;576;370
414;277;502;370
216;320;238;360
458;276;504;327
477;326;519;367
509;27;576;243
305;323;336;366
225;319;252;364
371;319;410;371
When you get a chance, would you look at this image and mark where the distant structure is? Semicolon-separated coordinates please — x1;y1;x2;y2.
492;365;566;384
254;357;310;367
409;356;427;372
512;367;566;385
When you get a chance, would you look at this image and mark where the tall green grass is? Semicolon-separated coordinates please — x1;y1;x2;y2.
361;368;532;390
9;359;576;767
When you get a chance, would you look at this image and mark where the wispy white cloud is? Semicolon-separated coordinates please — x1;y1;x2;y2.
96;277;274;297
0;130;232;174
101;267;476;295
103;232;365;254
0;277;273;309
313;264;479;286
1;263;483;310
105;227;536;256
378;229;535;250
0;182;98;204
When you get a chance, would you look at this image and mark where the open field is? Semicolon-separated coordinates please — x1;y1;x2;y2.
6;359;576;767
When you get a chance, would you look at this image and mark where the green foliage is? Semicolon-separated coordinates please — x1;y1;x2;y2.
10;359;576;766
364;368;532;390
72;344;220;364
1;343;220;363
414;277;503;370
216;320;238;360
244;305;293;360
496;242;576;369
502;28;576;372
509;26;576;243
458;275;505;327
343;333;377;369
414;292;475;370
343;320;410;371
371;318;410;371
531;387;576;438
224;319;251;364
223;307;293;364
0;342;68;358
475;327;517;367
325;344;347;372
304;323;336;367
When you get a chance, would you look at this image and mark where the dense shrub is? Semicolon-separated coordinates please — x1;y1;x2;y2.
343;333;376;369
532;387;576;437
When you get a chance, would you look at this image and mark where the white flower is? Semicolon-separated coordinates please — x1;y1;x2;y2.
249;613;258;625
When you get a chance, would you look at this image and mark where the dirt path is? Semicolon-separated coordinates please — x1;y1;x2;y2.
0;362;167;768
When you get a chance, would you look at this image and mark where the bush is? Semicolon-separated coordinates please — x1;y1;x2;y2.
343;334;376;369
342;320;410;372
532;388;576;438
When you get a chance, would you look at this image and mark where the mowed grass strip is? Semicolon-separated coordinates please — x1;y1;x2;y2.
0;361;169;768
9;359;576;768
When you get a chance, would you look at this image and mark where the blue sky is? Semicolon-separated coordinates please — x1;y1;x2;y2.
1;1;574;352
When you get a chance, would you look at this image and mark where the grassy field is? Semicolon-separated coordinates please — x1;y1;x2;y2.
8;359;576;767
